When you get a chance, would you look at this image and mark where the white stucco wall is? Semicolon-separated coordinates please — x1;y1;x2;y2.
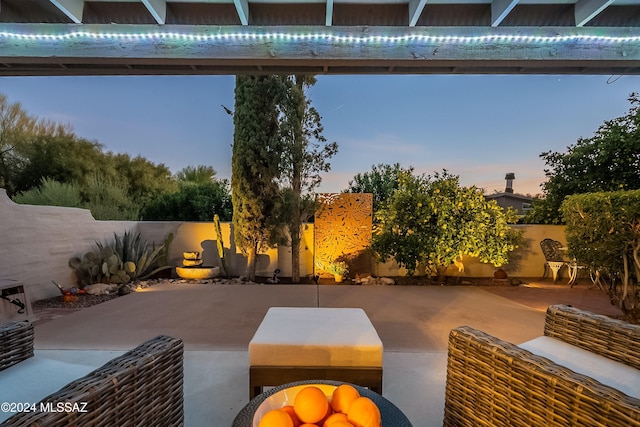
0;189;135;302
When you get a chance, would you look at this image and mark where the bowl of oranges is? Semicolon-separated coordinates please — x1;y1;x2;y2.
254;383;381;427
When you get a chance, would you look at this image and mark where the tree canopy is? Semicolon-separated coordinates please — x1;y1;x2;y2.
561;190;640;322
528;93;640;224
0;92;227;221
373;170;521;278
344;163;414;214
231;75;285;280
275;75;337;282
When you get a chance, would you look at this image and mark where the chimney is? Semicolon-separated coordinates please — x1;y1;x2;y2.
505;173;515;193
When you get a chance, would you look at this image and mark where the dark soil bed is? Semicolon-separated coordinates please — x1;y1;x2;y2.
32;294;119;309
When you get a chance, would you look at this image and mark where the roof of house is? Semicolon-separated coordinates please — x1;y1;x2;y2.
485;192;533;202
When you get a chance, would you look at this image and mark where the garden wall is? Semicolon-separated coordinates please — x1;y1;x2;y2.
373;224;567;280
0;189;567;302
0;189;135;302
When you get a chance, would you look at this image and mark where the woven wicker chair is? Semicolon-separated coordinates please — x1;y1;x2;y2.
1;335;184;427
444;304;640;426
0;322;34;372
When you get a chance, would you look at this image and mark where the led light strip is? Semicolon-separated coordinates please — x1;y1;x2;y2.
0;30;639;44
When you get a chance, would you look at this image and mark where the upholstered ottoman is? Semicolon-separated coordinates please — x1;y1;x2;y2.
248;307;383;398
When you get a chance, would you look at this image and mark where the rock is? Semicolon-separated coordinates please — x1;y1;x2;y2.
380;277;395;285
84;283;118;295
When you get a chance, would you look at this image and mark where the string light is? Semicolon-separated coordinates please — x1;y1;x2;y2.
0;30;638;45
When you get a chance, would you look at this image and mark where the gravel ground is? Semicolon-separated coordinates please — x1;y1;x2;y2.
31;293;120;309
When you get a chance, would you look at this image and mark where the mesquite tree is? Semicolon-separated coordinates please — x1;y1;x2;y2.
277;76;337;283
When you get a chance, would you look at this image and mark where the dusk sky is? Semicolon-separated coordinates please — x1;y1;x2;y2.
2;74;639;196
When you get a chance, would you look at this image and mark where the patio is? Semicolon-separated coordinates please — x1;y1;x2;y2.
6;279;621;426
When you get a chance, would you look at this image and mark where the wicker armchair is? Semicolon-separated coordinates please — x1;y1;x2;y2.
0;322;34;372
1;335;184;427
444;304;640;426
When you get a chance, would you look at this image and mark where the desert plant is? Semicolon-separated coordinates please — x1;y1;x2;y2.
70;230;172;286
326;261;348;276
13;177;83;207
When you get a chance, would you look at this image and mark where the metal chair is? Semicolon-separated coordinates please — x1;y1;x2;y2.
540;238;568;283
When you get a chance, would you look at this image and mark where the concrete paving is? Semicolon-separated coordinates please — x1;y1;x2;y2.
16;281;622;426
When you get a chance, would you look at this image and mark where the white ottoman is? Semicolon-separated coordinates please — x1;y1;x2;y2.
248;307;383;398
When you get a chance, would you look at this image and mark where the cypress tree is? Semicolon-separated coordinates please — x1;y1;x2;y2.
231;75;284;280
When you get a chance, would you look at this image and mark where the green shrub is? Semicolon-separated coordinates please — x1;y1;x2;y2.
13;178;83;207
562;190;640;322
373;170;521;279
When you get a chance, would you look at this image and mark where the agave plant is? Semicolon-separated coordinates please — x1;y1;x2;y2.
71;230;173;285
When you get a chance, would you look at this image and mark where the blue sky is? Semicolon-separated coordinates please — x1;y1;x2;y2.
2;74;638;196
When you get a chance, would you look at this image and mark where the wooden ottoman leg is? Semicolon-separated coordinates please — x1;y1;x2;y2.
250;371;262;399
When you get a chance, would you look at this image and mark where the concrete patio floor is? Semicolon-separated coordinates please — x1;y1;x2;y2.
19;280;622;426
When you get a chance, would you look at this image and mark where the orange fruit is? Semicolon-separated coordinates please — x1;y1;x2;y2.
294;386;330;424
323;412;349;426
258;409;294;427
331;384;360;414
299;424;320;427
281;405;302;426
328;422;356;427
346;397;381;427
318;404;333;426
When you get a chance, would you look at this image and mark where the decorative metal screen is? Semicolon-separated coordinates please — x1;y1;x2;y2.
314;193;373;276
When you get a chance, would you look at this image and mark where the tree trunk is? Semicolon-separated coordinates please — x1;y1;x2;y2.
246;243;257;281
290;77;305;284
291;215;301;283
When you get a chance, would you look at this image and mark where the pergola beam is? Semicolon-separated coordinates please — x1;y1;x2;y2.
575;0;615;27
491;0;519;27
1;24;639;75
141;0;166;25
326;0;334;26
49;0;84;24
234;0;249;25
409;0;428;27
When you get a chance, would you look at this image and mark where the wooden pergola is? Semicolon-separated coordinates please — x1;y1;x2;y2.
1;0;640;75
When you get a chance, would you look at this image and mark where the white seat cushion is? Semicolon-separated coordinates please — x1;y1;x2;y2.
249;307;383;367
0;349;125;422
519;336;640;399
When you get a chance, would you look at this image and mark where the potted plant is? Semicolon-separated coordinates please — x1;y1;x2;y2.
326;261;349;283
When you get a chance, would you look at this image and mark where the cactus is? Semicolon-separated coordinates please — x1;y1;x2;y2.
69;230;173;286
90;264;100;277
100;246;114;258
213;214;229;277
123;261;136;274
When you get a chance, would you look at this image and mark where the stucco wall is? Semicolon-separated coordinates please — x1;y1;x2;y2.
136;222;315;280
0;189;135;302
372;224;567;279
0;188;567;303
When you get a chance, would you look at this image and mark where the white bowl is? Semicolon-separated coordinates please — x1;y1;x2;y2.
253;384;336;427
